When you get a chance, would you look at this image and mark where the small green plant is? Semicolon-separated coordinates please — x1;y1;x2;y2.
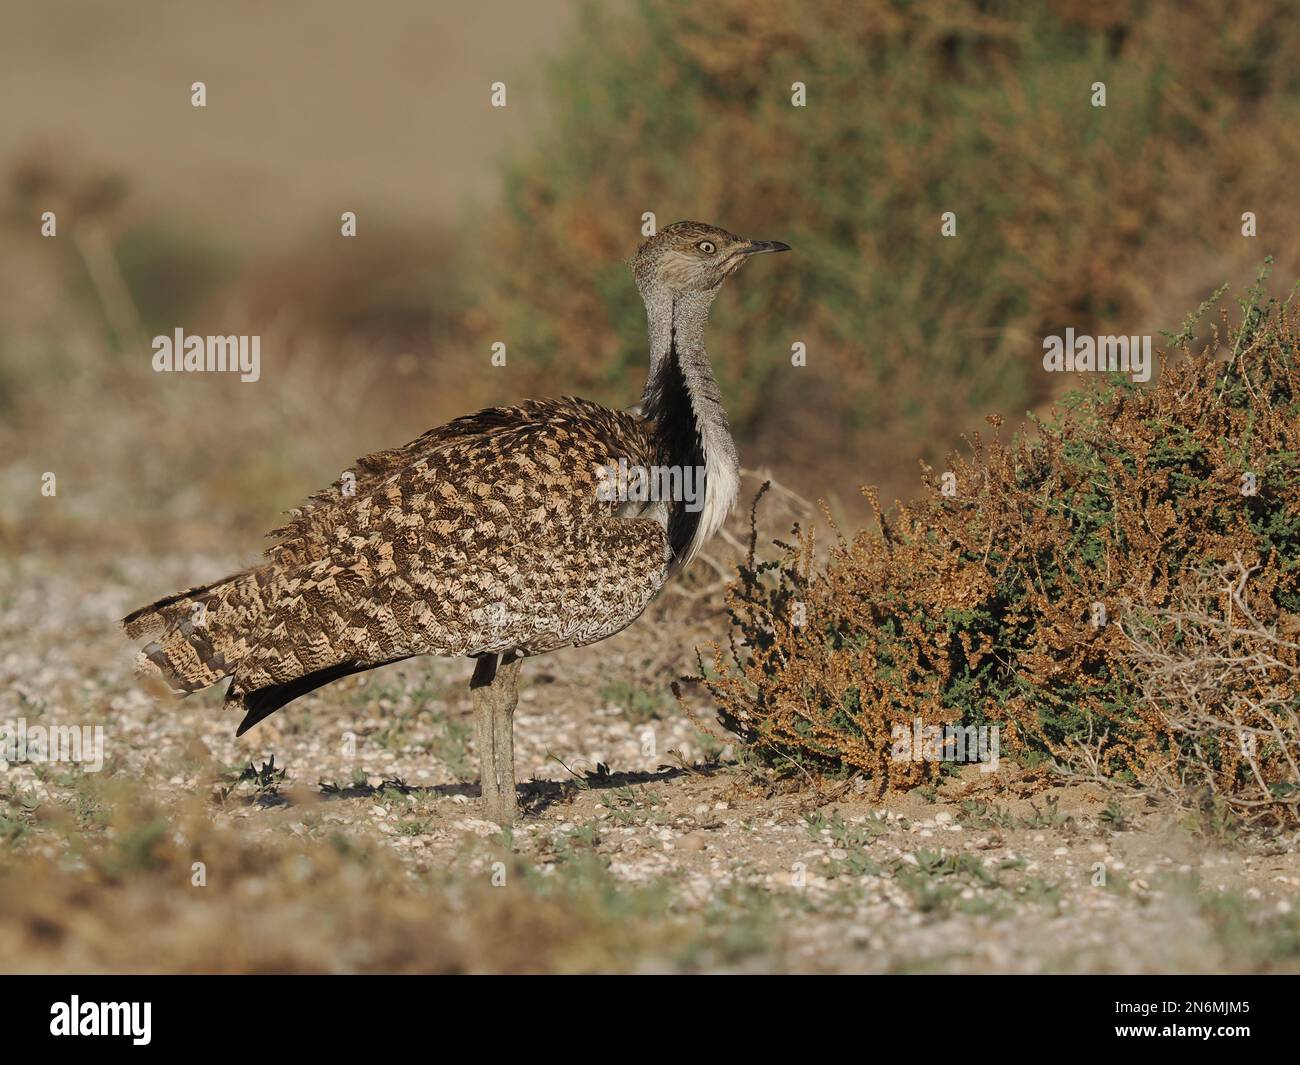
1024;797;1072;831
0;786;37;847
599;680;669;725
395;816;433;837
1099;798;1131;831
804;809;886;848
429;719;472;778
958;799;1017;830
1017;877;1064;912
601;785;665;826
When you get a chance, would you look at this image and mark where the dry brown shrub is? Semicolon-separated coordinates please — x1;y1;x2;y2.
1119;558;1300;826
693;276;1300;823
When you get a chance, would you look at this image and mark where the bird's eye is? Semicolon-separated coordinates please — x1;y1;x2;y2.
697;240;716;254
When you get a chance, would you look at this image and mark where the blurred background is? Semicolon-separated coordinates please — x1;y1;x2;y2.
3;0;1299;559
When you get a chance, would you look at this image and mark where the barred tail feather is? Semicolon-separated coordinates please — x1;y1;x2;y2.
122;566;279;693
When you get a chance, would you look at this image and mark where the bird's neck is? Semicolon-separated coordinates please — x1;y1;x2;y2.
639;285;740;570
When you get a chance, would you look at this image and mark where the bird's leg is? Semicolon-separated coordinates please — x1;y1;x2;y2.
470;652;521;827
491;653;522;827
470;653;501;823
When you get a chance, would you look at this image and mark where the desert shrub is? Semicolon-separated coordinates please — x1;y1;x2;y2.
696;271;1300;823
1120;559;1300;826
476;0;1300;491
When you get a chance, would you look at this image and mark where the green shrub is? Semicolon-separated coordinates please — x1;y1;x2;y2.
475;0;1300;488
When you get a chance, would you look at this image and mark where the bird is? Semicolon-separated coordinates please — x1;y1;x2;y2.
122;221;789;826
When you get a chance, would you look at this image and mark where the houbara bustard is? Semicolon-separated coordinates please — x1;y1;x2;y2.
123;221;789;825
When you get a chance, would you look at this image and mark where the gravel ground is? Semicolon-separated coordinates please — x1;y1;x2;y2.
2;552;1298;973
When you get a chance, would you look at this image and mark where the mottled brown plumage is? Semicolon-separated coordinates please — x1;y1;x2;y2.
123;220;789;824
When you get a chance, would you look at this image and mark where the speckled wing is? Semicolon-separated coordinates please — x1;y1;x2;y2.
228;397;670;705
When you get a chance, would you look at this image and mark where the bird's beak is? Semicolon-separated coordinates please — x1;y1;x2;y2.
739;239;791;256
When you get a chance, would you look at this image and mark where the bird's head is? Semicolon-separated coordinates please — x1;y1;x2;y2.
631;220;790;297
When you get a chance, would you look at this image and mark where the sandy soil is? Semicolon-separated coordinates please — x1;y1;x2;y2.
2;551;1297;973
